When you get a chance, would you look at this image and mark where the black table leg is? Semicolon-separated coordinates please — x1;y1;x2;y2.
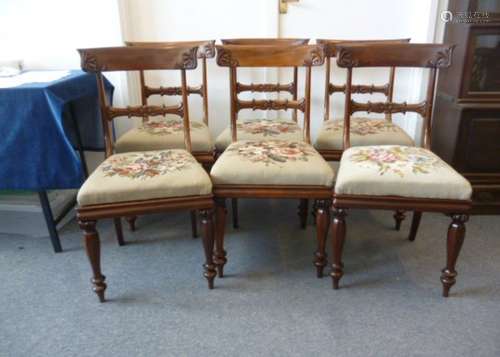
38;191;62;253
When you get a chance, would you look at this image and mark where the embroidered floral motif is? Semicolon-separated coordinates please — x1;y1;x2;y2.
101;151;195;179
349;146;444;177
237;119;300;137
227;140;315;166
138;119;204;136
325;118;399;136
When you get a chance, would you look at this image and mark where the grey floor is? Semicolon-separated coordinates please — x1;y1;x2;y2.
1;199;500;357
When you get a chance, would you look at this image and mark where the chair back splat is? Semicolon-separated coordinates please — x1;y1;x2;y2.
215;44;324;144
78;45;199;156
335;43;455;150
125;40;215;125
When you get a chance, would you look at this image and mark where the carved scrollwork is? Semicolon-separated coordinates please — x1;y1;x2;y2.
304;46;325;66
350;100;427;117
236;82;295;94
237;99;306;112
80;51;99;72
329;83;390;95
216;47;239;67
175;47;198;69
336;48;359;68
428;46;454;68
199;41;216;59
107;104;184;119
144;85;203;97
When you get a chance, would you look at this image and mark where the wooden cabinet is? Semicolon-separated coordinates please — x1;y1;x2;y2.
432;0;500;213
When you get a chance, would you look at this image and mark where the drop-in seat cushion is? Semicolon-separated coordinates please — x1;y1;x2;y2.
77;149;212;206
211;140;335;187
215;119;303;151
114;119;214;153
314;118;414;151
335;145;472;200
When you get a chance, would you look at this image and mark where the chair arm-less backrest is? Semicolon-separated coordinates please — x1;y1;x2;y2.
216;44;324;144
317;38;411;122
125;40;215;125
78;45;199;157
221;38;310;122
336;43;455;150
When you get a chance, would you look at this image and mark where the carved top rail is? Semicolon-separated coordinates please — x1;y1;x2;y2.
317;38;410;57
221;38;309;46
106;104;184;120
236;82;295;94
329;83;390;95
336;43;456;68
78;46;199;72
349;100;427;117
216;45;325;67
125;40;216;59
236;99;305;112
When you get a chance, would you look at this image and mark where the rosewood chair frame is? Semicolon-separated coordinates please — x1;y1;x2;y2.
329;43;472;297
77;46;216;302
219;38;310;229
124;40;216;237
317;38;412;232
213;44;332;279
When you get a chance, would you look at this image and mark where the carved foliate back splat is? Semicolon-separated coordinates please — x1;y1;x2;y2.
318;38;410;123
77;46;198;157
337;43;455;150
216;44;324;144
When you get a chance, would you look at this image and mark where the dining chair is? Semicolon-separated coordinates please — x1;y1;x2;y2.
117;40;216;236
212;44;335;279
77;45;216;302
329;43;472;297
218;38;310;229
315;38;412;231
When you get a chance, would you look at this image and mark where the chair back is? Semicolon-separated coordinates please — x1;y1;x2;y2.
317;38;410;122
336;43;455;150
216;44;324;144
125;40;215;125
78;45;199;157
221;38;309;122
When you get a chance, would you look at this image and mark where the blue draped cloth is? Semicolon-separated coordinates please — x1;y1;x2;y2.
0;70;113;190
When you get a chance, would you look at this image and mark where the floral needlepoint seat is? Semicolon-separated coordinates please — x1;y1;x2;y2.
114;119;214;154
335;145;472;200
314;118;414;151
211;140;335;186
77;149;212;206
215;119;303;151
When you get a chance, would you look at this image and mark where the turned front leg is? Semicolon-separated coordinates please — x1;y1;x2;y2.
199;209;216;289
441;214;468;297
214;198;228;278
314;199;331;278
330;208;347;290
79;220;106;302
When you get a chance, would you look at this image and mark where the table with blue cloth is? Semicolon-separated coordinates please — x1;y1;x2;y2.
0;70;113;252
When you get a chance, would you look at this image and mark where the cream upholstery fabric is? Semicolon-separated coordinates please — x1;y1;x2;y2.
114;119;214;153
215;119;303;151
335;145;472;200
211;140;335;187
77;149;212;206
314;118;414;151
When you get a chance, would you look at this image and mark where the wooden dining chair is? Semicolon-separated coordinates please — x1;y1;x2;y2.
218;38;310;229
117;40;216;236
212;44;335;279
77;45;216;302
329;43;472;297
316;38;412;231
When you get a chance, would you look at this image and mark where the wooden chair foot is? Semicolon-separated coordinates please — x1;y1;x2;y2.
440;214;467;297
331;208;346;290
314;199;330;278
393;210;406;231
200;209;216;289
79;220;107;302
125;216;137;232
215;198;228;279
408;211;422;242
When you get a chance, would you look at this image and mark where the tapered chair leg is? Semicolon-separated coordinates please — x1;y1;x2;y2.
393;210;406;231
79;220;107;302
200;209;217;289
408;211;422;242
113;217;125;246
298;199;309;229
330;208;347;289
125;216;137;232
314;199;331;278
190;211;198;238
441;214;468;297
231;198;239;229
214;198;228;278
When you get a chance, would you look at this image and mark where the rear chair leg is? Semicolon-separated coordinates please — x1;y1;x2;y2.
441;214;468;297
393;210;406;231
314;199;331;278
331;208;347;289
298;199;309;229
200;209;216;289
190;210;198;238
214;198;228;278
79;220;106;302
113;217;125;246
231;198;239;229
125;216;137;232
408;211;422;242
